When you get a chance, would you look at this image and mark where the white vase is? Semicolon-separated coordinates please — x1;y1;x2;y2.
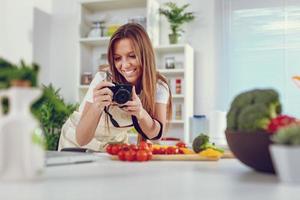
270;144;300;184
0;87;45;181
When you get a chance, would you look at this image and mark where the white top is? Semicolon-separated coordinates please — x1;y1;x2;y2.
79;72;170;112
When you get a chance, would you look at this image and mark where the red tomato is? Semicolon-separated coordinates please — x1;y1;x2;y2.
176;141;186;148
121;144;130;151
129;144;138;151
147;143;153;151
111;144;121;155
106;144;113;155
136;150;148;162
178;148;185;154
125;149;136;161
158;148;166;154
147;150;152;160
166;146;179;154
152;147;160;155
139;141;150;151
118;150;126;161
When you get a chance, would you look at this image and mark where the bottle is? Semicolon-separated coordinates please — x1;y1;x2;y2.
175;78;181;94
0;87;45;181
81;72;93;85
175;103;182;120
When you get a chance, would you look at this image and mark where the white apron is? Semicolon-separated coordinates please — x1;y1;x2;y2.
58;105;134;152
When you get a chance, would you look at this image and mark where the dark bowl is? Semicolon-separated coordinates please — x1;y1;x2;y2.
225;130;275;174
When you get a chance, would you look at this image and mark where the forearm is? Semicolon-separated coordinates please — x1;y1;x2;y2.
137;109;162;139
76;104;103;146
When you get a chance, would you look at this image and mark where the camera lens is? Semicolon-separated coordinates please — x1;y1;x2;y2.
114;89;131;104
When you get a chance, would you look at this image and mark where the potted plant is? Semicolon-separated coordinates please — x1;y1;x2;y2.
159;2;195;44
0;57;77;150
270;123;300;183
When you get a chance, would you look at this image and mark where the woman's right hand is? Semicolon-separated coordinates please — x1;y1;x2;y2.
92;81;115;110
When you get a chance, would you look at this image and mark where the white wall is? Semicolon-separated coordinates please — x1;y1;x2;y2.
0;0;34;63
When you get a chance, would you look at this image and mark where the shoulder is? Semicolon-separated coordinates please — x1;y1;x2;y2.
155;79;170;104
93;72;107;83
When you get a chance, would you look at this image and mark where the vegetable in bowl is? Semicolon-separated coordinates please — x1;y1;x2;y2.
227;89;281;132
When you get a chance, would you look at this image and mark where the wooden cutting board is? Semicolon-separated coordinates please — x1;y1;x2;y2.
111;151;234;161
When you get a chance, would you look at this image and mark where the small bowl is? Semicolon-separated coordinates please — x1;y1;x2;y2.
225;130;275;173
270;145;300;183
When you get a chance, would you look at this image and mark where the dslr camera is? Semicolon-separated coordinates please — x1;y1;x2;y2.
108;84;132;104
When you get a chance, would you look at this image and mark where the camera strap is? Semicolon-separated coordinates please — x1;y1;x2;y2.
104;106;133;128
131;116;163;140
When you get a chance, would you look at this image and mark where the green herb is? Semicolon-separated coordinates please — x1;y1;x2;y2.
31;84;78;150
272;124;300;145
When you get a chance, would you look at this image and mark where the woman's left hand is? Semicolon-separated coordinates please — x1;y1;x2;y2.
121;86;145;119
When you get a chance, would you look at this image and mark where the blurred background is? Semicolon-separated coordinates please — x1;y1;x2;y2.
0;0;299;119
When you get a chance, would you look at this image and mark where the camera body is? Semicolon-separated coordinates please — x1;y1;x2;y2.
108;84;132;104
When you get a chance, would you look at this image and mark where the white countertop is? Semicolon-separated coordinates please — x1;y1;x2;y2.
0;154;299;200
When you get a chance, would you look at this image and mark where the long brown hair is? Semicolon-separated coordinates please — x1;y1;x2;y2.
107;23;172;126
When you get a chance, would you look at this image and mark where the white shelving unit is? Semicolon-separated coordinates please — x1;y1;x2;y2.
155;44;194;143
77;0;194;143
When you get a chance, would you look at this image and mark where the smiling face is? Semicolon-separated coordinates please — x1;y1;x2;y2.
113;38;142;85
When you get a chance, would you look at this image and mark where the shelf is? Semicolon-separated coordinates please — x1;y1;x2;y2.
79;85;89;89
157;68;184;74
168;120;184;124
154;44;186;53
80;0;147;12
79;37;110;47
172;94;184;98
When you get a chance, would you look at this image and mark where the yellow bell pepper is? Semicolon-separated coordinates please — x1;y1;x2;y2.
199;148;223;158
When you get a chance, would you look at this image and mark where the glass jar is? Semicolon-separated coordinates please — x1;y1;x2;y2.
81;72;93;85
87;21;103;38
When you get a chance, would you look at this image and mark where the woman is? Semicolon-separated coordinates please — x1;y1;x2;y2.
59;23;172;151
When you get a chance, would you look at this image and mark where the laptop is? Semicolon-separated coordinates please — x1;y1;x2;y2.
46;150;102;166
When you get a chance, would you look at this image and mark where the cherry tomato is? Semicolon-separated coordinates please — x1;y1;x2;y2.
147;150;153;160
158;147;166;154
129;144;138;151
176;141;186;148
106;144;113;155
125;149;136;161
111;144;121;155
147;143;153;151
152;147;160;155
139;141;149;151
121;144;130;151
178;148;185;154
136;150;148;162
118;150;126;161
166;146;179;154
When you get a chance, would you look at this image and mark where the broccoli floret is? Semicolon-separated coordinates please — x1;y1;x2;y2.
237;103;271;132
227;88;281;132
192;134;209;153
192;134;224;153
